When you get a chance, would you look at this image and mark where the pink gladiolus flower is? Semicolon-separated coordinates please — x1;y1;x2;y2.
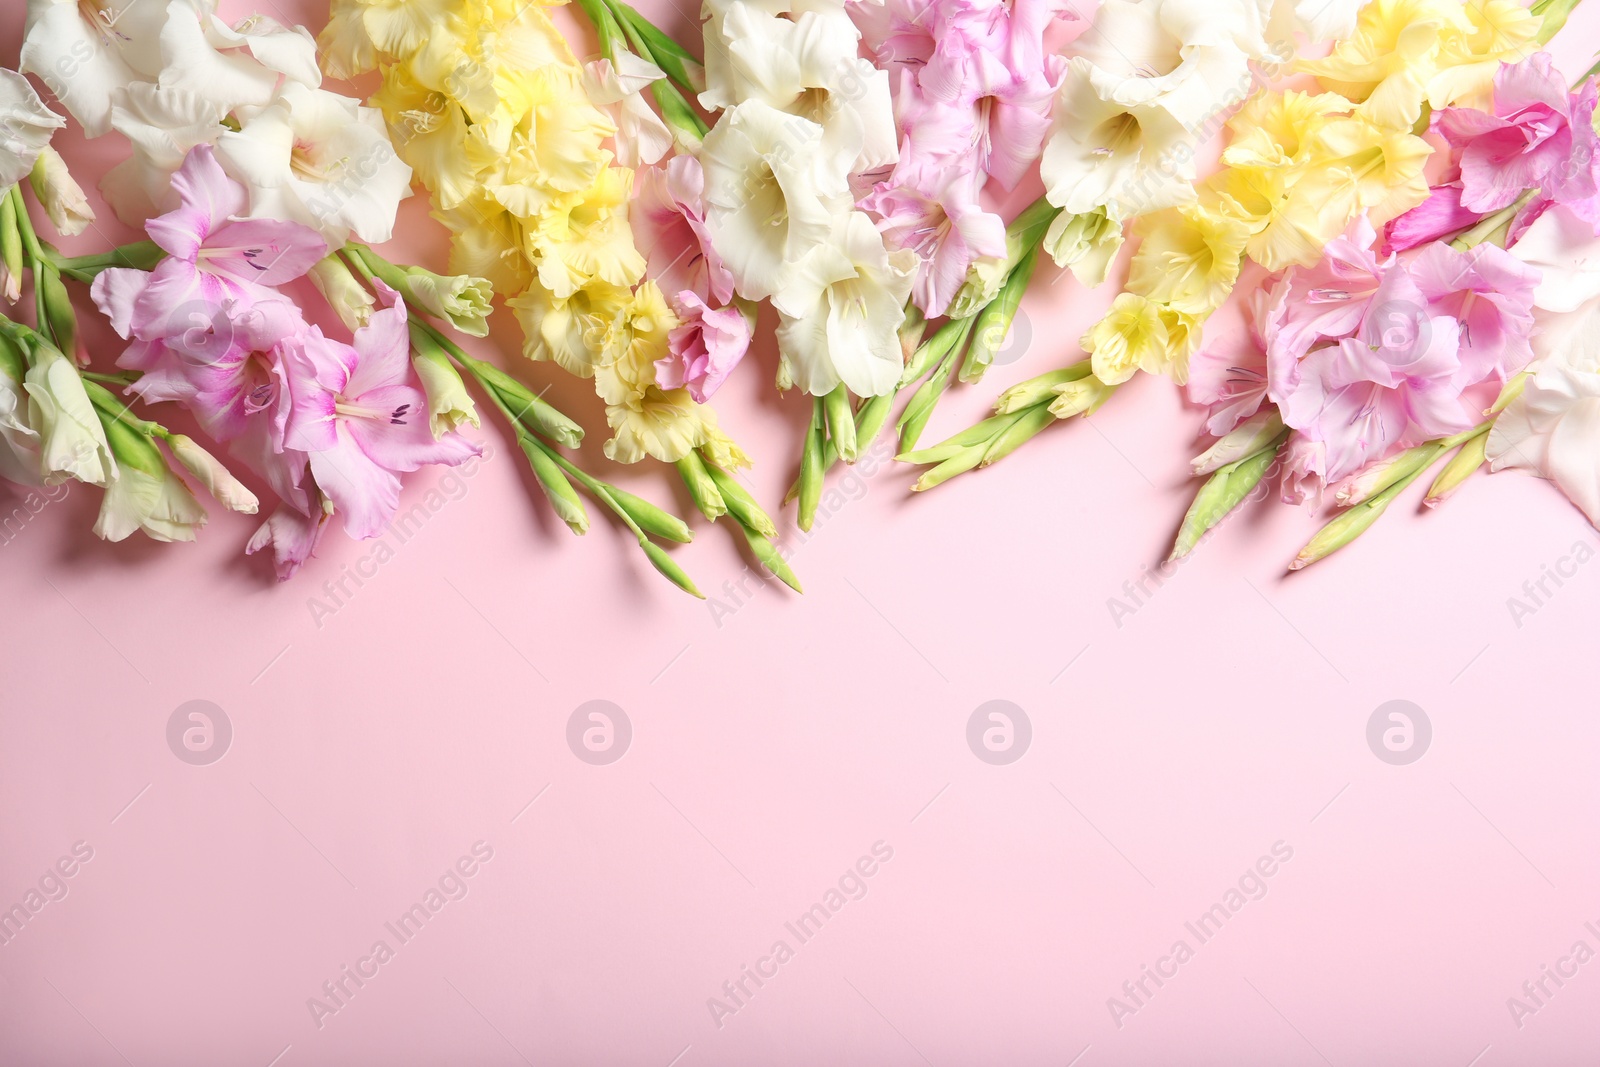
1434;53;1600;214
98;144;326;340
631;157;734;307
656;292;752;403
91;144;328;513
282;284;482;540
1280;436;1329;507
1263;217;1387;365
851;0;954;81
915;0;1068;191
1264;216;1541;497
1409;241;1540;385
860;176;1007;317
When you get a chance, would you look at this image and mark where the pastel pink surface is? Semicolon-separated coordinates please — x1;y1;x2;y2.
3;5;1600;1066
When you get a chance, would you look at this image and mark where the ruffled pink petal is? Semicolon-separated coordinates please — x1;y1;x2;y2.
145;144;244;260
202;218;327;286
246;503;329;581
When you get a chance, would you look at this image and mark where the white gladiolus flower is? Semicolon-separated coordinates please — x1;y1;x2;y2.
775;210;917;398
23;343;115;487
157;8;321;111
0;68;66;189
1040;0;1253;217
701;100;840;302
716;5;896;181
20;0;171;136
1266;0;1366;48
1487;296;1600;527
214;82;413;246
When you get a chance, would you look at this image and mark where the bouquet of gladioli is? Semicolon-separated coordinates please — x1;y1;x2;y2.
2;0;725;594
6;0;1600;595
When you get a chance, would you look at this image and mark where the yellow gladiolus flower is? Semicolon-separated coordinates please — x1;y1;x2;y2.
433;194;531;296
528;168;647;299
1126;203;1251;315
509;281;633;379
1297;0;1453;129
372;66;479;209
1082;293;1194;386
1308;113;1432;224
1222;90;1354;171
1300;0;1536;130
1429;0;1539;111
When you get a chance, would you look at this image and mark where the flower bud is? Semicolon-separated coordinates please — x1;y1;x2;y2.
1425;432;1488;508
165;433;259;514
23;341;113;486
1047;375;1113;419
945;254;1007;319
399;266;493;337
994;365;1092;414
28;146;94;237
1043;207;1125;287
411;343;480;437
1331;442;1442;507
1192;410;1284;475
0;191;23;303
676;451;727;521
308;254;375;331
94;419;206;543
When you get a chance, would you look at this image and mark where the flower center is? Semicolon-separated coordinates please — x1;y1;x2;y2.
290;141;347;183
78;0;130;44
335;398;411;425
1091;112;1142;158
792;86;833;125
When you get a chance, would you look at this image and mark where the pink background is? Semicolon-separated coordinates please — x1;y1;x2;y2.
4;3;1600;1064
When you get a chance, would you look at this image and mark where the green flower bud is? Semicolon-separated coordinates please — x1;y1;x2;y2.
0;190;23;304
521;438;590;535
741;528;802;593
1047;375;1113;419
1170;436;1283;561
640;539;703;599
677;452;727;522
993;365;1093;415
1425;432;1488;508
823;384;858;463
705;460;777;539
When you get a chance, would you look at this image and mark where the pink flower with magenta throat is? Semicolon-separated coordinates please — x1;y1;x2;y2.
282;284;483;541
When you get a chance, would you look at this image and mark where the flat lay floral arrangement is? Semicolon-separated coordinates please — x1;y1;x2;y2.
2;0;1598;595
